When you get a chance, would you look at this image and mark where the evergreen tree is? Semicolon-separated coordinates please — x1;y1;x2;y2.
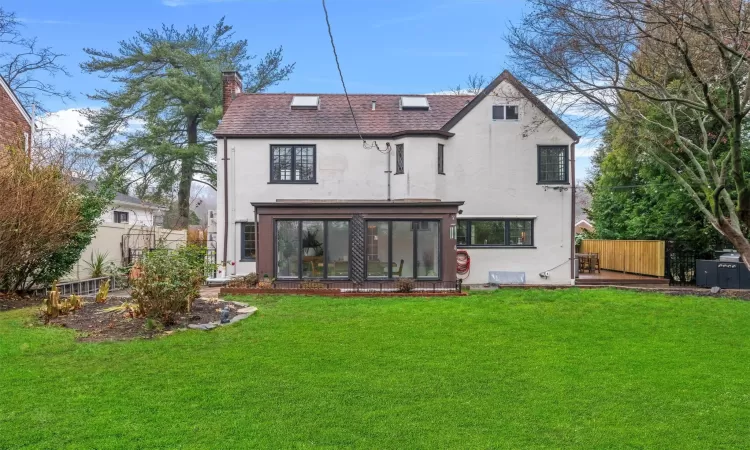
81;19;294;228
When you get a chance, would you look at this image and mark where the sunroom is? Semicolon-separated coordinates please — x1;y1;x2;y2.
251;200;463;285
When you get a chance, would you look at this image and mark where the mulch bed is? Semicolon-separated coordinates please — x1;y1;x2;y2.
0;293;45;312
44;297;245;342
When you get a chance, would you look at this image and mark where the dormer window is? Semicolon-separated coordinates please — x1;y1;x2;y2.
400;96;429;110
291;96;320;110
492;105;519;121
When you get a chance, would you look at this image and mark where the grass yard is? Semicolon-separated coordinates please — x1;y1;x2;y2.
2;289;750;448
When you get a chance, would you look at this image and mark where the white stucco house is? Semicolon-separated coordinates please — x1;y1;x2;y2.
214;70;579;286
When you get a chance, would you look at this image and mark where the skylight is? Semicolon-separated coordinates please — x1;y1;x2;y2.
291;96;320;110
400;96;430;110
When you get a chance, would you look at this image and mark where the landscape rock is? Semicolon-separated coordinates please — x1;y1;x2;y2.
229;313;249;323
237;306;258;315
710;286;722;295
188;323;218;331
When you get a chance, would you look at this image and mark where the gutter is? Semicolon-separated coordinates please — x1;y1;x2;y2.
222;137;229;267
570;139;579;284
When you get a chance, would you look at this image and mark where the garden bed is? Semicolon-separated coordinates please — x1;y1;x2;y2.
0;293;44;311
45;297;248;342
220;287;467;297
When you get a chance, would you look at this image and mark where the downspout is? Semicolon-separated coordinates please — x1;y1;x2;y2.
222;137;229;267
570;140;578;285
386;148;391;201
231;145;237;275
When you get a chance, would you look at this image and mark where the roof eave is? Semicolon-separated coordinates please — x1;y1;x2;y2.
441;70;579;142
214;130;455;139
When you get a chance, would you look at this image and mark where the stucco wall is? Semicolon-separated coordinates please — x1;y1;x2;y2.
100;203;157;227
64;223;186;281
217;80;574;284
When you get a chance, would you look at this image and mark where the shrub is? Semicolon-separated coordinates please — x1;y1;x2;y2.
95;279;110;303
300;280;325;290
43;283;84;319
257;274;274;289
395;278;416;293
0;148;118;292
130;246;207;324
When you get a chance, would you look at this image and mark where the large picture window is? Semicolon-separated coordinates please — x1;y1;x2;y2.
457;219;534;247
365;220;440;279
538;145;568;184
270;145;316;183
275;220;349;279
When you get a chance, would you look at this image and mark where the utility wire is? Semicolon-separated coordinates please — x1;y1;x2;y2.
321;0;389;154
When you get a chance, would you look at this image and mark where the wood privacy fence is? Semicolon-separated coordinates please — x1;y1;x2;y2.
580;240;666;277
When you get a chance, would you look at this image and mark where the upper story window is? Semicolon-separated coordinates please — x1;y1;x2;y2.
437;144;445;175
270;145;316;183
492;105;519;121
538;145;569;184
114;211;129;224
457;219;534;247
395;144;404;175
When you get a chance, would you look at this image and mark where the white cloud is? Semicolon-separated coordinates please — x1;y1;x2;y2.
575;137;601;157
37;108;89;139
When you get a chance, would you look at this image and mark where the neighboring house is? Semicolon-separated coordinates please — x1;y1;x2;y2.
0;75;32;155
575;219;594;234
66;182;184;281
215;70;578;285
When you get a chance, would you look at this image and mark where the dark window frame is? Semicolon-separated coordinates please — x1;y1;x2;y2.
492;104;519;121
437;143;445;175
114;211;129;224
457;218;535;248
273;219;351;280
537;145;569;185
395;144;404;175
269;144;317;184
365;219;441;280
240;222;256;262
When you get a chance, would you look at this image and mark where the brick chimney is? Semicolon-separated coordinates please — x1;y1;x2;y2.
222;71;243;115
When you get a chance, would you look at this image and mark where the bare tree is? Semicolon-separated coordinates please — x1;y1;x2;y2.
506;0;750;268
449;73;489;95
0;7;72;111
32;122;100;179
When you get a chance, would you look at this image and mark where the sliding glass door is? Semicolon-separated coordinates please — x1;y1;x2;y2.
365;220;440;280
275;220;349;279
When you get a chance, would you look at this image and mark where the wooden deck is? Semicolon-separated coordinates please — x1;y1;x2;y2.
577;270;670;287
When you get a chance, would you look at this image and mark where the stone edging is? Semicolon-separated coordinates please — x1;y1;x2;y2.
187;300;257;331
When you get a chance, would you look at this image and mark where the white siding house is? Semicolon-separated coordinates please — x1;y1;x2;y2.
215;71;578;285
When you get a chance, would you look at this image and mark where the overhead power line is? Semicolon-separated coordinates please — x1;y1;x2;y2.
321;0;389;154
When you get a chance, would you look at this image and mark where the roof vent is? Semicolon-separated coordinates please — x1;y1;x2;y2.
291;96;320;110
400;96;430;110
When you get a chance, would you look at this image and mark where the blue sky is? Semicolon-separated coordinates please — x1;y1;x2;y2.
6;0;594;178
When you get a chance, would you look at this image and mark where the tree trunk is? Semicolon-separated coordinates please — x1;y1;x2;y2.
716;221;750;273
177;117;198;229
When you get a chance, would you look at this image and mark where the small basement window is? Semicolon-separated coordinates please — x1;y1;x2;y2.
400;96;430;110
291;96;320;110
492;105;519;120
114;211;129;224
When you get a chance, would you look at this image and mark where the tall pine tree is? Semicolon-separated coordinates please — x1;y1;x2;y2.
81;19;294;227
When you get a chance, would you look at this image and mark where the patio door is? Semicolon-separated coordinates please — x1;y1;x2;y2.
365;220;440;280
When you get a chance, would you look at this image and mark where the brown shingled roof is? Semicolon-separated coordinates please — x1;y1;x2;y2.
214;93;474;138
214;71;578;141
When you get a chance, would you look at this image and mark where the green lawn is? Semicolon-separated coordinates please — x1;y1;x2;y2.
2;289;750;448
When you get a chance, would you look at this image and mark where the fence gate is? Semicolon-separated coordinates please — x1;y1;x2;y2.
665;241;713;286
